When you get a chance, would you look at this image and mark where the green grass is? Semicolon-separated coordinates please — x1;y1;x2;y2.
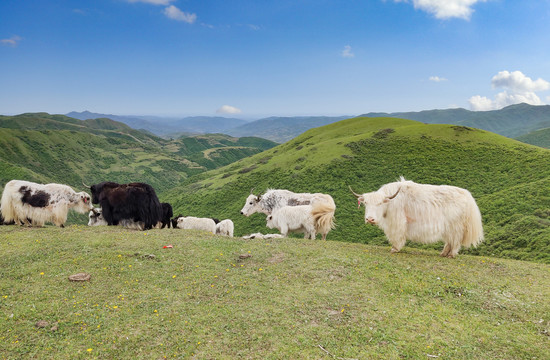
0;225;548;359
515;127;550;149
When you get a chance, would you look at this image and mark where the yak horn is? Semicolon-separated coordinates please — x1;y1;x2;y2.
250;187;255;195
82;181;91;189
386;187;401;200
348;185;362;198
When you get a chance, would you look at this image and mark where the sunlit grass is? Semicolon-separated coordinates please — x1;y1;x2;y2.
1;225;548;359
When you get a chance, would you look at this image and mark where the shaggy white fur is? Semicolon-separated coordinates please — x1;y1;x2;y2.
1;180;93;227
356;177;484;258
215;219;234;237
176;216;216;233
266;202;335;240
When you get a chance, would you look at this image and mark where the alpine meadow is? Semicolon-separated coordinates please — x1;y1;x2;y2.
1;114;549;359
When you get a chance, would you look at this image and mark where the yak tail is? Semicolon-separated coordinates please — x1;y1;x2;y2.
461;197;484;248
311;202;336;240
1;183;16;223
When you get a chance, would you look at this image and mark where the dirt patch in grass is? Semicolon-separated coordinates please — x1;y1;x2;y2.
268;253;285;264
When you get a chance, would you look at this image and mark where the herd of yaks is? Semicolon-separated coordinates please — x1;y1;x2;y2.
0;176;485;258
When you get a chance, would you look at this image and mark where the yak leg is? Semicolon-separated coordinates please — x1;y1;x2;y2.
440;243;452;257
279;225;288;237
442;234;461;258
447;243;461;258
390;235;406;254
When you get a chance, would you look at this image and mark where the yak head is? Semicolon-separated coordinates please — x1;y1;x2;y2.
265;214;275;229
88;207;106;226
84;181;119;204
350;185;400;225
73;191;94;213
240;189;262;216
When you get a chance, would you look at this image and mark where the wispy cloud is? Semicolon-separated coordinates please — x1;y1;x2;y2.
341;45;354;58
163;5;197;23
216;105;242;114
393;0;487;20
1;35;22;47
469;71;550;111
429;76;448;82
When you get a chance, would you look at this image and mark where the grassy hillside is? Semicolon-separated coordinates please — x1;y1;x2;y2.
515;127;550;149
0;128;195;193
0;226;548;359
166;134;277;170
163;117;550;264
0;114;276;192
360;103;550;138
0;113;161;146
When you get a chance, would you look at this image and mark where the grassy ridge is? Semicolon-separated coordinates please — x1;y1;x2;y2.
515;127;550;149
361;103;550;139
164;117;550;264
0;114;277;192
0;226;548;359
0;128;192;193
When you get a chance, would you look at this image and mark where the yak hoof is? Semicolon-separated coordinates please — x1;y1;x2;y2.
390;247;400;254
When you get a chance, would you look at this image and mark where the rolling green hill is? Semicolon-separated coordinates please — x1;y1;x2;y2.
0;113;161;146
515;127;550;149
163;117;550;264
0;113;276;193
360;103;550;139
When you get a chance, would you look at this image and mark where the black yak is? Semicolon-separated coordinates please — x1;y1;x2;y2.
88;182;162;230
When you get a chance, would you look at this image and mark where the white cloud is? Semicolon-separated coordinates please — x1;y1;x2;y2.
127;0;174;5
163;5;197;23
429;76;447;82
216;105;242;114
341;45;354;58
491;70;550;92
469;71;550;111
0;35;22;47
394;0;487;20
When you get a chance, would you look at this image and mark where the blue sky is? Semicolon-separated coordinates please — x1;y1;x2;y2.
1;0;550;118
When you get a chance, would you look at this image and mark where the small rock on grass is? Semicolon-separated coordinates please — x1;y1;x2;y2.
68;273;91;282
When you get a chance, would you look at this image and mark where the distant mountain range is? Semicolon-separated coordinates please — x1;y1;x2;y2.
67;103;550;146
66;111;351;143
66;111;248;137
225;116;351;143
